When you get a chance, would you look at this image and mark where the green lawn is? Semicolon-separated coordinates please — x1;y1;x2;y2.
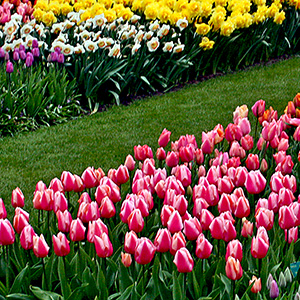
1;56;300;212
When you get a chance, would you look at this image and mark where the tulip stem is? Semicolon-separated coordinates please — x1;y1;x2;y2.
231;279;235;299
141;264;144;296
6;245;10;291
257;258;262;278
42;257;48;291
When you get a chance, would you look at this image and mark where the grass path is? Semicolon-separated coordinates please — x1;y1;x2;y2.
1;56;300;210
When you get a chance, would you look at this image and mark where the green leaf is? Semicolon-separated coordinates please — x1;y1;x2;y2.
192;269;201;299
9;264;29;294
220;274;231;296
115;284;133;300
58;257;71;300
29;286;63;300
96;261;108;300
82;266;98;299
66;283;89;300
0;278;8;296
119;262;133;293
6;293;35;300
172;271;182;300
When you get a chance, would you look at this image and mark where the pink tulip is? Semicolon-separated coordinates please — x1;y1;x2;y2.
183;217;202;241
87;219;108;243
201;133;215;154
262;120;277;141
13;208;29;234
251;227;269;259
124;154;135;171
195;233;213;259
275;155;294;175
252;100;265;118
56;210;72;233
225;239;243;262
192;198;209;219
229;141;246;159
121;252;132;267
225;256;243;280
282;174;297;193
33;234;49;258
209;216;225;240
52;232;70;256
11;187;25;208
167;210;183;234
99;197;116;219
217;176;234;194
154;228;172;252
156;147;166;160
223;219;237;242
174;165;191;187
40;189;54;211
158;128;171;147
128;209;144;233
249;276;262;293
60;171;75;192
78;201;100;223
94;232;113;258
225;123;243;142
132;177;151;194
124;231;138;254
120;198;135;223
179;144;195;162
69;218;86;242
134;145;153;161
218;194;236;214
206;165;222;185
134;237;156;264
73;174;85;193
49;178;64;194
78;192;92;204
160;205;175;227
199;209;214;231
245;170;266;194
95;185;111;206
165;151;179;168
195;148;204;165
170;231;186;255
0;198;7;219
241;219;253;238
278;205;297;230
240;134;254;151
285;227;298;244
255;208;274;231
138;189;154;210
81;167;99;189
20;225;36;250
53;191;68;213
173;247;194;273
99;177;121;203
245;154;260;171
0;219;15;246
165;176;185;195
278;187;295;207
107;169;118;184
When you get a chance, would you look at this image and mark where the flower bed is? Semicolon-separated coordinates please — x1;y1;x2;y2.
0;0;300;136
0;93;300;299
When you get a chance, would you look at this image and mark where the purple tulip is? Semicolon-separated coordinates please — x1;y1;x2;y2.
269;279;279;299
6;61;13;73
57;53;65;64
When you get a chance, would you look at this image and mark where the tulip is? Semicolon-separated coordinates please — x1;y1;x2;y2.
78;201;100;223
278;187;295;207
251;227;269;259
13;208;29;234
240;134;254;151
99;197;116;219
245;154;260;171
128;209;144;233
39;189;54;211
249;276;262;293
73;174;85;193
0;198;7;219
269;279;279;299
225;239;243;262
195;233;213;259
170;231;186;255
87;219;108;243
95;185;111;205
94;232;113;258
134;237;156;264
156;147;166;160
120;198;135;223
225;256;243;280
275;155;294;175
100;177;121;203
192;197;209;219
255;208;274;231
179;144;195;162
282;174;297;193
173;247;194;273
6;60;13;73
234;196;250;218
174;165;191;188
154;228;171;252
278;206;297;230
0;219;15;246
245;170;266;194
217;176;234;194
134;145;153;161
201;133;215;154
158;128;171;147
167;210;183;234
11;187;25;208
218;194;235;214
69;218;86;242
160;205;175;227
124;154;135;171
195;148;204;165
183;217;202;241
52;232;70;256
33;234;49;258
20;225;36;250
285;227;298;244
49;178;64;194
124;230;138;254
53;191;68;213
60;171;75;192
225;123;243;142
252;100;265;118
81;167;99;189
121;252;132;267
165;151;179;168
200;209;215;231
56;210;72;233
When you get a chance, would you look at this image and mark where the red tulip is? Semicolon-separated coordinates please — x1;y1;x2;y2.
225;239;243;262
60;171;75;192
245;154;260;171
195;233;213;259
69;218;86;242
167;210;183;234
183;217;202;241
255;208;274;231
87;219;108;243
278;205;297;230
201;133;215;154
53;191;68;213
156;147;166;160
49;178;64;194
0;219;15;246
285;227;298;244
170;231;186;255
33;234;49;258
52;232;70;256
241;219;253;238
173;247;194;273
128;209;144;233
165;151;179;168
73;175;85;193
245;170;266;194
249;276;262;293
78;201;100;223
94;232;113;258
154;228;172;253
134;237;156;264
11;187;25;208
13;208;29;234
20;225;36;250
225;256;243;280
252;100;265;118
56;210;72;233
124;231;138;254
158;128;171;147
0;198;7;219
121;252;132;267
134;145;153;161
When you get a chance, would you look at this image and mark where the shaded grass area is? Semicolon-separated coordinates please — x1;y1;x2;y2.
0;56;299;212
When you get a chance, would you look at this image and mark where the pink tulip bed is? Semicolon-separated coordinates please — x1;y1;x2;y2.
1;95;300;299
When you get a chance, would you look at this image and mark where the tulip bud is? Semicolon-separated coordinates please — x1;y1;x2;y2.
69;218;86;242
284;267;293;284
173;247;194;273
158;128;171;148
134;237;156;264
6;60;13;73
11;187;25;208
0;219;15;246
94;232;113;258
0;198;7;219
33;234;49;258
20;225;36;250
225;256;243;281
52;232;70;257
195;233;213;259
154;228;171;253
278;272;286;288
121;252;132;267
